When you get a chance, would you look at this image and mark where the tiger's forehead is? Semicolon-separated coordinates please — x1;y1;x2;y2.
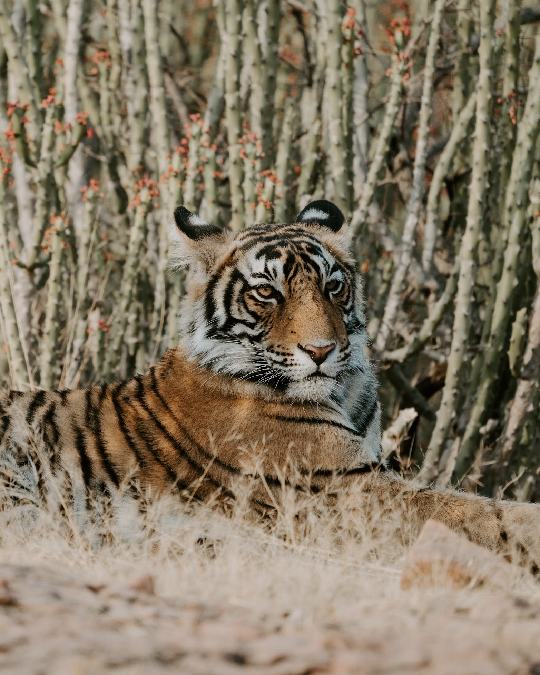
230;224;350;282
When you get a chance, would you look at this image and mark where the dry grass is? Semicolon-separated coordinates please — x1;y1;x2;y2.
1;481;540;674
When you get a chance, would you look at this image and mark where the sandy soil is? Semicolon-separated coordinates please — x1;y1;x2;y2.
2;552;540;674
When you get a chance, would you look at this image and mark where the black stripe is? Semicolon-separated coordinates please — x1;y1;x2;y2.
73;424;93;489
85;388;120;488
41;401;60;472
98;383;108;405
342;463;386;476
134;375;233;496
134;418;190;489
26;390;47;425
222;268;245;317
309;464;381;477
147;372;242;479
271;414;362;437
58;389;70;405
111;382;145;468
0;411;10;445
355;399;378;437
116;378;200;492
204;272;220;323
238;229;323;250
7;391;24;402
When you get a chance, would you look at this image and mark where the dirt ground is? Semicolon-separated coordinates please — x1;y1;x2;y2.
1;557;540;675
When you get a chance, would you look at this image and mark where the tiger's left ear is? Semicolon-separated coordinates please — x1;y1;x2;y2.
295;200;345;232
169;206;231;271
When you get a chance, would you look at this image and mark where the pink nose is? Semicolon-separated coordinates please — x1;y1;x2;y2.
298;342;336;365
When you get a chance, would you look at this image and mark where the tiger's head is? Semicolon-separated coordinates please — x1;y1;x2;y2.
170;200;371;403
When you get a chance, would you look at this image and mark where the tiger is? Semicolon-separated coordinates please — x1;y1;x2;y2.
1;199;539;561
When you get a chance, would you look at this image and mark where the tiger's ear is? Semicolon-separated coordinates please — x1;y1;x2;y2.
295;200;345;232
169;206;231;271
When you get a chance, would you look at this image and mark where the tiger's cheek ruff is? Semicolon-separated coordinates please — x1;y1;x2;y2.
179;259;276;383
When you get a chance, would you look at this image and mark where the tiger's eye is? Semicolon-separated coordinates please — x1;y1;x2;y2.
326;279;343;294
253;284;275;299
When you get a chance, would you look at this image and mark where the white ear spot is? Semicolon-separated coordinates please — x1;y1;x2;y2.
295;200;345;232
188;214;210;226
299;208;329;221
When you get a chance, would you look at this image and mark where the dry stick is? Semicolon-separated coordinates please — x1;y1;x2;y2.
203;51;226;139
419;0;496;483
105;190;152;374
126;0;147;175
40;225;64;389
199;36;225;221
200;55;225;224
201;145;219;224
375;0;446;354
502;0;521;97
351;0;369;192
23;0;44;99
242;1;265;221
342;4;355;212
273;99;297;223
382;260;459;364
26;104;58;268
0;184;30;389
64;0;86;242
297;117;322;199
65;187;100;387
259;0;280;172
106;0;123;140
496;176;540;472
243;136;258;220
63;0;85;145
494;0;521;223
325;0;348;210
386;364;436;422
296;3;325;203
0;0;40;158
350;52;405;237
183;119;202;212
143;0;172;338
422;93;476;272
451;0;472;120
222;0;244;230
244;0;264;140
163;147;185;347
453;35;540;480
141;0;171;170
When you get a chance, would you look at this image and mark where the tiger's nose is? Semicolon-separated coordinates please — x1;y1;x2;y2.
298;341;336;365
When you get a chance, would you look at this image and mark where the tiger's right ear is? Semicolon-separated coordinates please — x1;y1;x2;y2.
169;206;231;271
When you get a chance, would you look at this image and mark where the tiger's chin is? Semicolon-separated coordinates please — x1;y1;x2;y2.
284;375;339;402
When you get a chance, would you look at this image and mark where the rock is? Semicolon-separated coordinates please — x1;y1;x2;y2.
401;519;517;591
128;575;155;595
